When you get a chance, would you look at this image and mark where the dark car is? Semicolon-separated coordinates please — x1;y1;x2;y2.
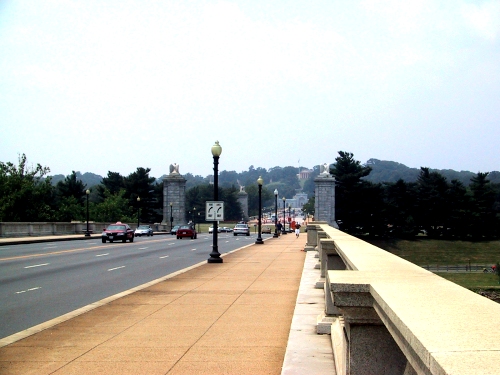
102;222;134;243
176;224;197;239
170;225;180;235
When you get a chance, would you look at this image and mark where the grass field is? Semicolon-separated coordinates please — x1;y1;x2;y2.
362;236;500;290
435;272;500;290
363;237;500;265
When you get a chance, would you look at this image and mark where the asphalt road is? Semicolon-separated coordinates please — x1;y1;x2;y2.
0;232;261;339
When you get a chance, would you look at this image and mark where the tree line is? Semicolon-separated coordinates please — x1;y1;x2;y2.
4;153;499;239
333;151;500;240
0;154;294;224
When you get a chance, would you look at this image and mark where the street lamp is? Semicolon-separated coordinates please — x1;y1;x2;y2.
273;189;279;238
208;141;223;263
282;197;287;235
170;202;173;231
193;207;196;227
137;196;140;228
288;204;291;227
255;176;264;244
85;189;90;237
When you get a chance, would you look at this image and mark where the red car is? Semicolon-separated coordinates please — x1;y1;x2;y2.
102;222;135;243
176;224;197;239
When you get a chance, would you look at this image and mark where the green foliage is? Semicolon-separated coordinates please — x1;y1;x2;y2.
331;151;375;234
90;189;135;223
56;196;85;222
56;171;87;205
302;196;314;217
0;154;55;221
185;184;243;221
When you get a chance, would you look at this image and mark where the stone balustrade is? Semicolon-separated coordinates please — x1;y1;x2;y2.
0;222;170;237
305;221;500;375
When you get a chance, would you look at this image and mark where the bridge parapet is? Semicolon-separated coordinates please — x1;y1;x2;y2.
314;223;500;375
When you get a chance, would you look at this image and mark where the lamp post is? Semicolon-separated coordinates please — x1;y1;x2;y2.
282;197;287;234
85;189;90;236
273;189;279;238
137;196;140;228
255;176;264;244
193;207;196;227
208;141;223;263
170;202;173;231
288;204;291;227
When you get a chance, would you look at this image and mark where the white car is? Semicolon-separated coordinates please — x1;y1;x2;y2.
233;223;250;236
135;225;153;237
208;226;221;233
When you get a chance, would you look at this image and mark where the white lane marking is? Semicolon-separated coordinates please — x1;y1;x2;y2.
168;243;174;246
43;246;57;249
16;287;41;294
191;249;197;251
108;266;125;271
96;253;109;257
24;263;49;269
159;255;169;259
139;247;148;250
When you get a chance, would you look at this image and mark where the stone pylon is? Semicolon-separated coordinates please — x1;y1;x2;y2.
237;189;248;221
314;164;337;227
162;164;187;228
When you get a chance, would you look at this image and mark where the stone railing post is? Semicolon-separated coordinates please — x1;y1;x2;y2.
304;221;327;251
327;275;407;375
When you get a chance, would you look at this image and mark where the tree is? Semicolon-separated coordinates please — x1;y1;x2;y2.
446;179;469;239
415;168;450;238
97;172;125;202
0;154;55;221
90;189;135;223
220;185;243;221
302;196;315;217
469;172;498;239
331;151;373;233
186;184;243;222
124;168;156;224
383;179;419;237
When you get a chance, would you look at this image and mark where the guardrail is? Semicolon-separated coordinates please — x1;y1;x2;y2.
305;221;500;375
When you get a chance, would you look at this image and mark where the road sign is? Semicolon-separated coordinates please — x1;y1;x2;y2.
206;201;224;221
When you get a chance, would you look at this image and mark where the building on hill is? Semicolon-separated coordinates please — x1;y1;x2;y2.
298;168;313;180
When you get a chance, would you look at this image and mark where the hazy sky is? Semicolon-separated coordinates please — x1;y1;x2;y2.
1;0;499;179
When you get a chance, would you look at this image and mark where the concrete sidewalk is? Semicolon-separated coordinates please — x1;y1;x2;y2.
0;233;330;375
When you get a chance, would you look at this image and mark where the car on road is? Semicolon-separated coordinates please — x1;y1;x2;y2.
177;224;197;239
208;226;221;233
170;225;180;235
223;227;233;232
233;223;250;236
102;222;134;243
135;225;153;237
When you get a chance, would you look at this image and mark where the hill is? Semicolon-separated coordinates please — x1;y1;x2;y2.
50;172;103;188
48;160;500;188
363;159;500;185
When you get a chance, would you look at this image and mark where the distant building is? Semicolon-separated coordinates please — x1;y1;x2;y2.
298;168;313;180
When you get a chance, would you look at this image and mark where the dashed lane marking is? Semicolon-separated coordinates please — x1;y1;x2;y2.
24;263;49;269
16;287;41;294
108;266;125;271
